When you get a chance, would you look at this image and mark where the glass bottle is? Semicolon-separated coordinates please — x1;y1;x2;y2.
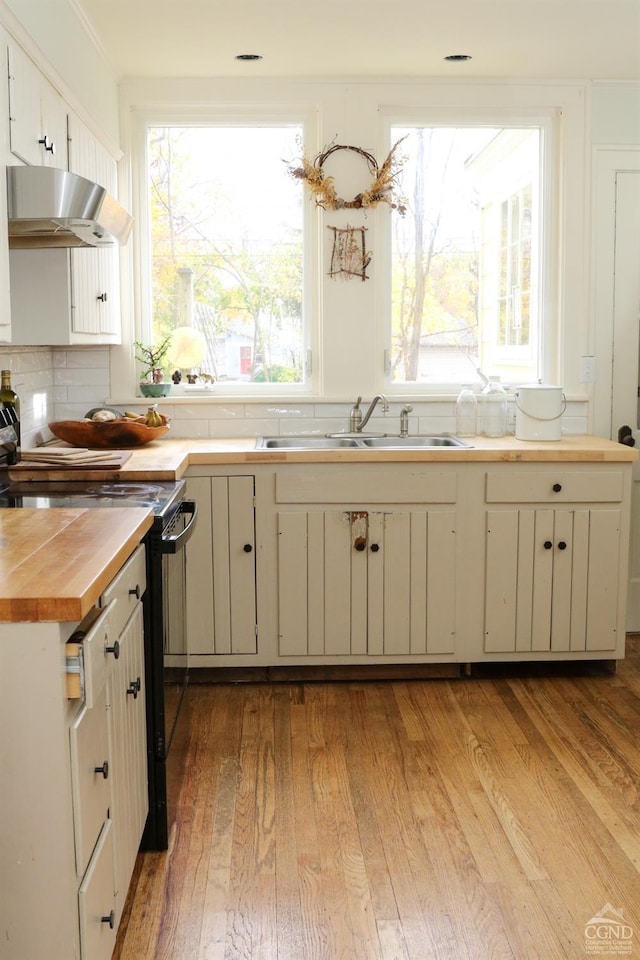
482;377;508;438
456;385;477;437
0;369;20;464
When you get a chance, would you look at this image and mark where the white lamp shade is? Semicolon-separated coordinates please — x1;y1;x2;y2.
169;327;206;368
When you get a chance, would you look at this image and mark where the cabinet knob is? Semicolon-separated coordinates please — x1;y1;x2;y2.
97;292;108;302
127;677;141;698
544;540;553;550
558;541;567;550
354;541;366;552
243;543;253;553
105;639;120;659
552;483;562;492
94;761;109;779
38;134;55;153
101;911;115;929
370;543;380;552
128;584;141;599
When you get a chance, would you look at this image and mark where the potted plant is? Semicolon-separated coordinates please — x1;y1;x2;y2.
135;335;173;397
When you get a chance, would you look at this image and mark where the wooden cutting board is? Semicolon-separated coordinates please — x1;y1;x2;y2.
9;451;133;480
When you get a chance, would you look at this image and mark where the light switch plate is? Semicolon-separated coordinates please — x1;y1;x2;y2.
581;356;596;383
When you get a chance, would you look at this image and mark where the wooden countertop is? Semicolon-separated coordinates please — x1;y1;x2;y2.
7;434;638;483
0;508;153;623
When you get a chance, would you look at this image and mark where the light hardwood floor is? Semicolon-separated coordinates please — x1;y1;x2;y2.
114;642;640;960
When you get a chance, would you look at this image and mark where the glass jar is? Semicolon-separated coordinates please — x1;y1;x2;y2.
456;385;477;437
482;377;508;437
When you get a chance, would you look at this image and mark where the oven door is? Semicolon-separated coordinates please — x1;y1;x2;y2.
162;499;197;746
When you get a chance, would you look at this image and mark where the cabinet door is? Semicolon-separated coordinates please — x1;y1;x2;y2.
278;508;457;658
68;114;121;340
107;602;148;922
186;476;257;655
8;43;67;167
78;819;117;960
484;507;621;654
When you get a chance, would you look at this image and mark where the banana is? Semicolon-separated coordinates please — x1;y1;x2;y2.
144;404;163;428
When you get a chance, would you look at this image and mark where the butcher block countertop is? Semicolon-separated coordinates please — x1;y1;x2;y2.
7;434;639;483
0;508;153;623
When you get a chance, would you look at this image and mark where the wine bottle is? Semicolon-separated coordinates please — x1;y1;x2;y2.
0;369;21;465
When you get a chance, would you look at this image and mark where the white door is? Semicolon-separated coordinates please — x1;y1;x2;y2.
608;164;640;628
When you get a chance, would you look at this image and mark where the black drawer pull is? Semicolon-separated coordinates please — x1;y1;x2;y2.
105;639;120;659
128;584;141;599
101;911;115;929
544;540;553;550
94;761;109;779
370;543;380;552
558;541;567;550
552;483;562;493
243;543;253;553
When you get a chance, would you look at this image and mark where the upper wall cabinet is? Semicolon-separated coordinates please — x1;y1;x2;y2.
8;109;123;346
7;43;68;169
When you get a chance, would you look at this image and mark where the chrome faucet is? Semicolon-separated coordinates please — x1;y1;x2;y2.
356;393;389;432
400;404;413;437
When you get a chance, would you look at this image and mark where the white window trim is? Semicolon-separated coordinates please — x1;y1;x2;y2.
377;106;562;395
112;102;320;400
110;79;588;404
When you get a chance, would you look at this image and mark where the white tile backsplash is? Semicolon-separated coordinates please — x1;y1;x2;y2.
0;345;591;447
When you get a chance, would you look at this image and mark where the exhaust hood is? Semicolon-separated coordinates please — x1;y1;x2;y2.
6;165;134;249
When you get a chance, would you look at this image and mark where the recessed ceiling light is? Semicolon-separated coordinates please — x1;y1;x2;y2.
235;54;263;62
444;54;472;62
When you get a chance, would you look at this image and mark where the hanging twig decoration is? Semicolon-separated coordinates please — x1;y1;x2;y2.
328;225;371;281
288;138;407;215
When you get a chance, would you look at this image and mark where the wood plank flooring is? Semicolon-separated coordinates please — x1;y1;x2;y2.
113;642;640;960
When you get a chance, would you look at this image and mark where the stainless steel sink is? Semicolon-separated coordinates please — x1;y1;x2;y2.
256;435;472;449
360;436;472;448
256;437;361;448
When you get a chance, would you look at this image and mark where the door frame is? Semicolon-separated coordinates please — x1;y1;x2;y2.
591;147;640;439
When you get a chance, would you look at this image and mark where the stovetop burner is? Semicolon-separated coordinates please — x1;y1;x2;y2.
0;478;186;519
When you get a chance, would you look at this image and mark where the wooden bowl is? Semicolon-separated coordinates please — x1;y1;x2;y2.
48;418;170;448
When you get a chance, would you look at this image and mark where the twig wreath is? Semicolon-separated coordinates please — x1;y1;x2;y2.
288;138;408;215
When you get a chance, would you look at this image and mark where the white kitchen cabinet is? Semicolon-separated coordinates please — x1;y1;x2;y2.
186;475;257;657
0;544;148;960
68;113;121;339
7;112;122;345
482;467;626;655
7;42;68;168
277;506;457;657
274;464;458;660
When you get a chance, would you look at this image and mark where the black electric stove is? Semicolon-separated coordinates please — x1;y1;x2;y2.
0;476;198;851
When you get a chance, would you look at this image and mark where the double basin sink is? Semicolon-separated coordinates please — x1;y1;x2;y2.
256;435;472;449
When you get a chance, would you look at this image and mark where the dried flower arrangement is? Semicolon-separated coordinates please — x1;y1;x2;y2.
328;225;371;282
288;138;407;215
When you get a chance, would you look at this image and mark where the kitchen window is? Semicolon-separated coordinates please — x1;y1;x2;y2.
386;123;544;389
146;123;307;388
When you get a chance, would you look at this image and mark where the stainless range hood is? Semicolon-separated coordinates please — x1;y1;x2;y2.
6;165;134;249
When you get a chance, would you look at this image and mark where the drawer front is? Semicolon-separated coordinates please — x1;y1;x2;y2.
276;465;457;504
78;819;117;960
485;470;624;504
100;543;146;641
80;602;112;710
70;688;111;877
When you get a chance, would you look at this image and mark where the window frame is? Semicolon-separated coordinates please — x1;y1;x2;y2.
377;107;559;396
130;105;319;398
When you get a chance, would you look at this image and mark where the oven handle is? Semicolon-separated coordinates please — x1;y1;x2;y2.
161;499;198;554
